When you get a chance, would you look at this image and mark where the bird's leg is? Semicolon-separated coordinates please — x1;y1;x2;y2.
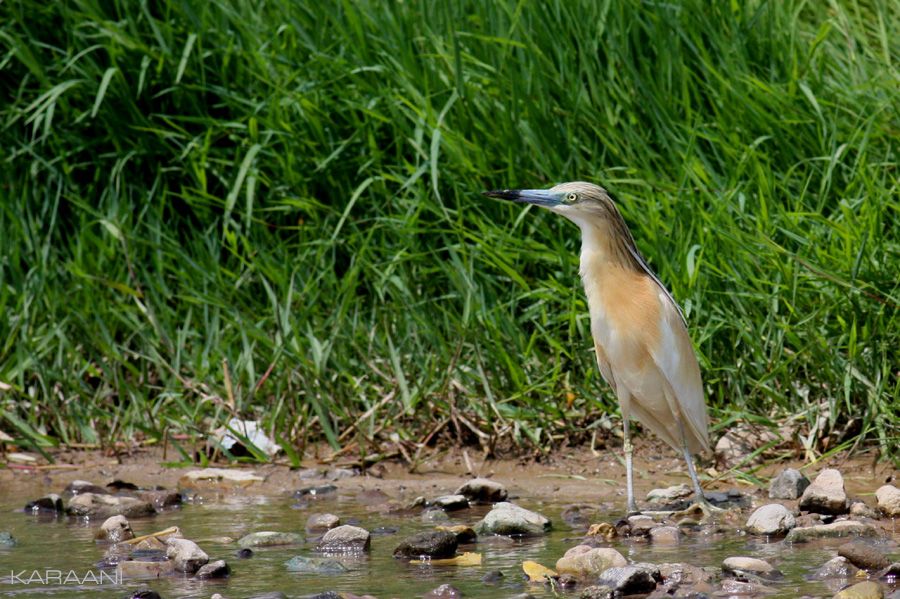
679;422;724;516
623;417;639;515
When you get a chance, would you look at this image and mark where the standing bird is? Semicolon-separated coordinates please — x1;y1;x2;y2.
484;181;718;515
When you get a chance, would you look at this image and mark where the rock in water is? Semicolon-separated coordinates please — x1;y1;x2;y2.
875;484;900;517
455;478;508;503
474;502;551;536
799;469;849;515
64;481;110;497
423;584;462;599
722;556;781;579
785;520;880;543
811;556;859;580
238;531;304;548
196;559;231;579
745;504;796;536
429;494;470;511
393;531;458;559
435;525;477;543
850;501;880;519
596;564;660;595
118;559;175;578
555;545;627;578
579;586;615;599
648;526;681;544
832;581;885;599
769;468;811;499
315;525;371;553
306;513;341;533
284;556;347;573
97;515;135;542
165;538;209;573
837;542;891;570
67;493;155;519
25;494;64;513
127;589;162;599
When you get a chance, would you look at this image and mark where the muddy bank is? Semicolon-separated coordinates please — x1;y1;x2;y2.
0;441;893;501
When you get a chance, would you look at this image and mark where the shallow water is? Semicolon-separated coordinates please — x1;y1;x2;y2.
0;484;895;598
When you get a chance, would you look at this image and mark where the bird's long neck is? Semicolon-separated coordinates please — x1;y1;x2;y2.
577;217;643;279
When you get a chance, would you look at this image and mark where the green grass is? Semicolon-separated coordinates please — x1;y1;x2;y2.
1;0;897;462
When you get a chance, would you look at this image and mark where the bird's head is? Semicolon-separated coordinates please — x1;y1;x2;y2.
482;181;616;228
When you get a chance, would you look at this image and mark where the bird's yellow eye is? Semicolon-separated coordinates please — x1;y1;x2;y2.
565;192;578;203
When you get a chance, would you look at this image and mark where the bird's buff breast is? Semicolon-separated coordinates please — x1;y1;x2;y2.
580;262;664;370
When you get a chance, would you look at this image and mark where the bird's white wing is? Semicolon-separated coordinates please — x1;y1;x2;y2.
648;292;710;453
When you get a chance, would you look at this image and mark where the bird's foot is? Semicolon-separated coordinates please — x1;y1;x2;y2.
625;502;641;518
674;496;725;522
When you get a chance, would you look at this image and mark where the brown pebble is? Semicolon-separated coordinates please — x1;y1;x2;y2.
837;541;892;570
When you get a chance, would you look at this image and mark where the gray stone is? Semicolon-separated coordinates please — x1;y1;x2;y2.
647;484;693;504
850;501;880;519
838;542;892;570
474;502;551;536
196;559;231;579
720;579;777;596
579;586;615;599
325;467;358;480
165;538;209;574
785;520;880;543
423;583;462;598
429;494;470;511
455;477;508;503
556;545;627;578
179;468;265;488
833;581;886;599
298;467;322;480
655;562;717;597
435;525;477;543
649;525;681;544
284;555;347;573
722;556;780;579
294;484;337;497
875;485;900;517
139;489;182;510
118;559;175;578
97;515;135;543
768;468;810;499
421;508;450;523
315;524;371;553
597;563;661;595
746;504;796;536
624;514;656;537
393;530;458;559
812;556;859;580
306;513;341;533
63;481;109;496
0;532;17;547
238;531;304;548
799;469;849;515
67;493;155;520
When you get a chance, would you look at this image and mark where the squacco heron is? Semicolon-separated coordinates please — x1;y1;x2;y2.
484;181;717;515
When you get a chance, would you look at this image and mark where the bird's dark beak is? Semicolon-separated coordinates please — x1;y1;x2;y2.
482;189;560;207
